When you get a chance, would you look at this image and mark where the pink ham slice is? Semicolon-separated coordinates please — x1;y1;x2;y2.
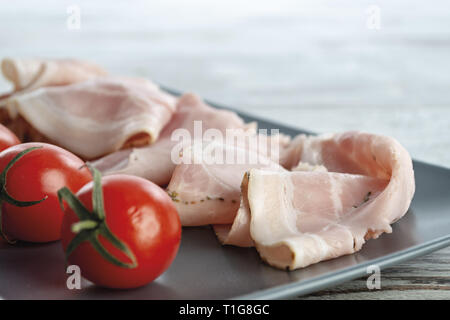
91;93;255;186
216;131;415;270
167;140;286;226
5;77;176;159
1;58;107;93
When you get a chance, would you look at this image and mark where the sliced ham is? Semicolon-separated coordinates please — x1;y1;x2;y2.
0;58;107;130
1;58;106;93
91;93;255;185
4;77;177;159
167;140;286;226
215;131;415;270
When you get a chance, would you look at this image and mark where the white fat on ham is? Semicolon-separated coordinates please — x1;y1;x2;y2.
167;141;286;226
5;77;176;159
216;131;415;270
292;162;328;172
91;93;255;186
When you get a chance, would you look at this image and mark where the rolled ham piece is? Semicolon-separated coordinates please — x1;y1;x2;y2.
215;131;415;270
91;93;256;185
167;140;287;226
1;57;107;93
4;77;177;159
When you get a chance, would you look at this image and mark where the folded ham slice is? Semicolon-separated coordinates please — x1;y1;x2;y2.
215;131;415;270
4;77;177;159
1;58;106;93
91;93;255;185
167;140;286;226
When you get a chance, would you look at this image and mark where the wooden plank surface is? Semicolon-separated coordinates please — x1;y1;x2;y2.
1;0;449;299
301;246;450;300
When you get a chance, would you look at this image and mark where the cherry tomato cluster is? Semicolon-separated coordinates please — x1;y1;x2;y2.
0;124;181;289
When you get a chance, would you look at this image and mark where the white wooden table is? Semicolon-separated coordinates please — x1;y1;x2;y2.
1;0;449;299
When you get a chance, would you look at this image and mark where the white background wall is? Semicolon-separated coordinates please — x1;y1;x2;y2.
1;0;449;167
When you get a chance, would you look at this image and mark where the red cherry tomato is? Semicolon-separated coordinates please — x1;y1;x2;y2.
0;124;20;152
0;143;91;242
60;174;181;289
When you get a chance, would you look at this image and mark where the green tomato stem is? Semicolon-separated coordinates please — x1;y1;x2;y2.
0;147;48;244
71;220;98;233
57;164;138;269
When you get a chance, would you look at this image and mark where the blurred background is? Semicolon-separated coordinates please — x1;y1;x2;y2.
1;0;449;166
